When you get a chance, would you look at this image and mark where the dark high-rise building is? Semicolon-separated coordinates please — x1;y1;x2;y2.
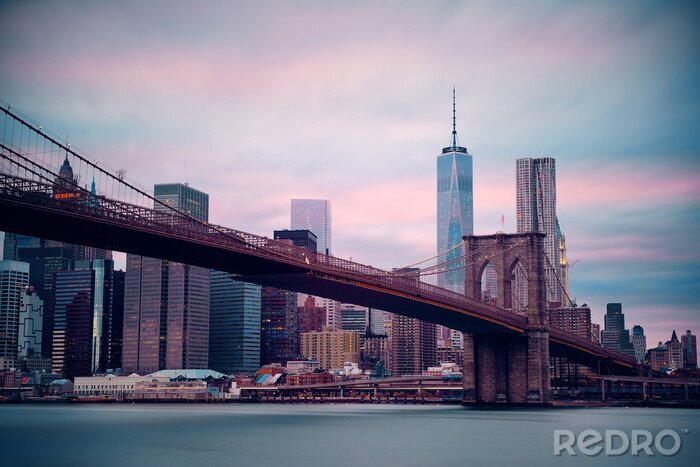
108;270;125;371
390;314;437;376
273;229;317;253
154;183;209;222
260;230;318;365
260;287;299;364
600;303;634;357
122;183;210;374
52;259;114;378
209;271;261;374
3;234;44;261
682;330;697;369
388;268;437;376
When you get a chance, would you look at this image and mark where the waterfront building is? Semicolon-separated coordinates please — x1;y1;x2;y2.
290;199;331;255
436;346;464;370
591;323;600;343
666;330;684;369
516;157;561;305
122;183;210;374
647;343;670;372
0;261;30;369
631;325;647;364
437;89;473;293
52;259;114;378
681;330;697;368
286;360;320;374
362;334;389;370
210;270;261;374
74;374;169;397
17;286;43;360
300;330;359;370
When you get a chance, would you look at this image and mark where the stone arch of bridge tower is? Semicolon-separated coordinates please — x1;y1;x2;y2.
463;232;547;326
506;255;528;314
477;260;498;305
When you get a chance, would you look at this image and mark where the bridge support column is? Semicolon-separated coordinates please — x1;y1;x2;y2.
507;337;527;403
526;330;550;404
477;339;497;403
463;333;550;406
462;334;476;403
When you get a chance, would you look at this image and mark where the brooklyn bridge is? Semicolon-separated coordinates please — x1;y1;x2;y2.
0;103;637;405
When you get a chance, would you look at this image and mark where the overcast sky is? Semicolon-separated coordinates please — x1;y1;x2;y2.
1;0;699;346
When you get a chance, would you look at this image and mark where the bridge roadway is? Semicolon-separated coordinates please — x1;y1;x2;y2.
0;173;633;371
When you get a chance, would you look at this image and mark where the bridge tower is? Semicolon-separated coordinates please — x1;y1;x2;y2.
461;232;550;405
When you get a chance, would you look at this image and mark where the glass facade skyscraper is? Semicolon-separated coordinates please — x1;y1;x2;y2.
516;157;561;305
52;259;114;378
209;270;261;374
437;90;473;293
122;183;210;374
290;199;331;255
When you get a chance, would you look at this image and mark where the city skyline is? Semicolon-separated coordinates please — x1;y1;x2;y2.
1;1;698;347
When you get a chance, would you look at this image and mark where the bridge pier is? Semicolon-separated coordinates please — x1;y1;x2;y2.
462;332;550;406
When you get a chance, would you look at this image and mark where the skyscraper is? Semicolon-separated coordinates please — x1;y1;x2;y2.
52;259;114;378
666;330;683;369
600;303;634;356
122;183;210;374
260;229;318;365
260;286;299;365
390;314;437;376
437;88;473;293
681;330;697;368
209;271;261;374
0;261;29;369
108;270;125;371
10;243;73;358
17;286;44;361
631;325;647;363
516;157;561;305
290;199;331;255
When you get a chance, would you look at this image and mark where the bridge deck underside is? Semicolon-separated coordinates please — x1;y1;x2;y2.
0;198;521;335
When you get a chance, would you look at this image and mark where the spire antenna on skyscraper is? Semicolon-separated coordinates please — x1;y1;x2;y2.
451;86;458;149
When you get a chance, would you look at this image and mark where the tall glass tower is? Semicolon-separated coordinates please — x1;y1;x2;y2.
290;199;331;255
122;183;210;373
437;88;473;293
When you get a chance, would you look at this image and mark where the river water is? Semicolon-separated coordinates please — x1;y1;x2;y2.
1;404;697;466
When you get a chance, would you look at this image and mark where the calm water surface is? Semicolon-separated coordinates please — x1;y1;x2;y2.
1;404;697;466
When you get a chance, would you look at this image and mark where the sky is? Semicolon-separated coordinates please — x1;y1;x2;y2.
1;0;699;347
